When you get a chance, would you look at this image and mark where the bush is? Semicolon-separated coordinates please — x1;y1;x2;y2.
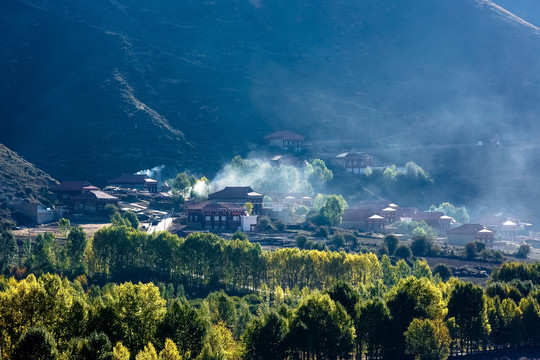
296;235;308;249
314;226;330;238
332;233;346;248
464;242;477;259
257;217;274;231
232;231;248;241
395;244;412;259
411;235;438;257
344;234;358;248
516;244;531;259
432;264;452;281
273;220;287;231
378;245;389;257
384;234;399;255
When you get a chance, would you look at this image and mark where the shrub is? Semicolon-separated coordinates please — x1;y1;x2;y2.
516;244;531;259
296;235;308;249
395;244;412;259
432;264;452;281
314;226;329;238
273;220;287;231
332;233;345;248
384;234;399;255
257;217;274;231
464;242;477;259
232;231;248;241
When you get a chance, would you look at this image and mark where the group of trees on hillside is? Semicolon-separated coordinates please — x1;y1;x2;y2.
5;223;540;359
2;261;540;359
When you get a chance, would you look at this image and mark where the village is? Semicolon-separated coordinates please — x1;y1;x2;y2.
8;130;539;267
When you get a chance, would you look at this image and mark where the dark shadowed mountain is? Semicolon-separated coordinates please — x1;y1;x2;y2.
3;0;540;218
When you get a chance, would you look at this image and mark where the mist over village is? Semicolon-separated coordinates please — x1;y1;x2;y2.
4;0;540;360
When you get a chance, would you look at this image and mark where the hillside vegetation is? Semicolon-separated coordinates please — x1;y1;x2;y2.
0;143;57;226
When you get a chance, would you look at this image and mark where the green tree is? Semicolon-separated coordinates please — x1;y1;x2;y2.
384;234;399;255
12;327;57;360
243;202;253;216
57;218;71;238
156;299;207;359
447;282;489;353
232;231;248;241
319;195;347;226
112;342;130;360
242;311;288;360
288;293;355;360
123;211;139;229
0;228;18;271
304;159;333;191
395;244;412;260
385;277;446;357
159;339;182;360
136;342;158;360
104;204;119;218
327;281;360;317
516;244;531;258
464;242;477;259
405;319;450;360
355;298;391;359
429;202;469;224
66;227;87;275
432;264;452;282
109;282;166;353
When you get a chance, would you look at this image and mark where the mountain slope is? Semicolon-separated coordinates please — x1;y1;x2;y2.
0;143;58;226
3;0;540;190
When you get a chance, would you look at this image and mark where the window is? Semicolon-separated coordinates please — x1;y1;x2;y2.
214;215;220;221
205;216;211;222
194;215;199;222
189;215;193;221
232;216;240;221
221;216;227;221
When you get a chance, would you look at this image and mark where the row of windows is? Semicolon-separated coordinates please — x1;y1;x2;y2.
189;214;240;222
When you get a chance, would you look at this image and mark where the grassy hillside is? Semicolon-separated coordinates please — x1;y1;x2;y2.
3;0;540;217
0;144;58;226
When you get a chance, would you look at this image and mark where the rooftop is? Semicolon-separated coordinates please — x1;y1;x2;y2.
265;130;305;141
51;181;92;192
446;223;485;235
108;174;154;185
185;200;245;212
209;186;263;200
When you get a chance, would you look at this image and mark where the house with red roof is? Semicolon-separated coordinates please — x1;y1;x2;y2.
265;131;307;152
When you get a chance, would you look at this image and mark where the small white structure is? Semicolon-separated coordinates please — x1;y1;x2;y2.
241;215;258;232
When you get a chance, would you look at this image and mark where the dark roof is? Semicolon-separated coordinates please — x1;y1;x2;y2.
412;211;444;221
51;181;92;192
397;207;418;217
185;200;245;212
446;224;485;235
265;131;304;141
72;190;118;201
108;174;151;185
352;200;389;211
342;209;374;221
335;151;373;159
209;186;263;200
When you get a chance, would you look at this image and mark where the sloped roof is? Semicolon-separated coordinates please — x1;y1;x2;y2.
185;200;245;212
108;174;150;184
265;131;304;141
51;181;92;192
503;220;517;226
447;223;485;235
72;190;118;200
342;209;373;221
209;186;263;200
412;211;444;221
397;207;418;217
335;151;372;159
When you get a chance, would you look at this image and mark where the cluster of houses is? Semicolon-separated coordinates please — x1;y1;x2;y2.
341;200;532;248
